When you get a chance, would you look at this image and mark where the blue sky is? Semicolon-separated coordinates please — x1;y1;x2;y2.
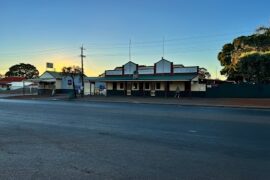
0;0;269;78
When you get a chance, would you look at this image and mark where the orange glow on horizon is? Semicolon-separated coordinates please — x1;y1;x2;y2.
36;57;103;77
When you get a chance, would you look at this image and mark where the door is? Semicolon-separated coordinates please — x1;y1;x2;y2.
126;82;132;96
184;81;191;97
150;82;155;96
165;82;170;97
139;82;143;90
139;82;144;96
113;82;117;90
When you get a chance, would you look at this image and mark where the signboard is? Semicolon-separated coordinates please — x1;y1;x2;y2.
174;67;198;73
68;80;72;86
46;62;54;69
105;70;122;76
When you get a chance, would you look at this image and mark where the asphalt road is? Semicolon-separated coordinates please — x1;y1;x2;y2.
0;99;270;180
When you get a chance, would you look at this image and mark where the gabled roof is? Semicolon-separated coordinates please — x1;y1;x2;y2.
0;77;25;84
155;57;172;64
42;71;63;79
39;71;87;79
124;61;137;66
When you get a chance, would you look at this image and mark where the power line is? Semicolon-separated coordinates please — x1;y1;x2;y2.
0;29;254;56
87;29;253;46
87;40;224;57
0;46;78;55
84;33;252;50
88;47;219;57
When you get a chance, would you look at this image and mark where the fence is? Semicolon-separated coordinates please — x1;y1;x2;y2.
206;84;270;98
0;86;38;95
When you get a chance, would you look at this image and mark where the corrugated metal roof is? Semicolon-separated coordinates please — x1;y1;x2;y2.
95;74;198;82
85;77;101;81
40;71;87;79
0;77;25;84
46;71;63;78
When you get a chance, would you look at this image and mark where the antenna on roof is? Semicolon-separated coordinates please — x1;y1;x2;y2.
162;36;165;59
129;39;132;61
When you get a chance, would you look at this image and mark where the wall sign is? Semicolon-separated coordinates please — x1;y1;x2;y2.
68;80;72;86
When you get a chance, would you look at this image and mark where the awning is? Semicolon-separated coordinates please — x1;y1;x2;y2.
96;74;198;82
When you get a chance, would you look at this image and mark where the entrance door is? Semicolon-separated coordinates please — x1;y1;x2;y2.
139;82;143;90
126;82;132;96
150;82;155;96
139;82;144;96
124;82;127;95
184;81;191;97
113;82;117;90
165;82;170;97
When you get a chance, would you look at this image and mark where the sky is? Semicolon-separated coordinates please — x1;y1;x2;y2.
0;0;270;79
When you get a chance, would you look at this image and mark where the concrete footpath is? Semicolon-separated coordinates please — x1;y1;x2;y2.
3;94;270;109
77;96;270;109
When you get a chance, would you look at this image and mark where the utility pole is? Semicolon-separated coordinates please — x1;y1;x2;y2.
80;45;86;97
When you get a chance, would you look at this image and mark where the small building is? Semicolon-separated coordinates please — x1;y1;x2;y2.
84;77;106;95
31;71;90;95
0;77;26;90
95;58;207;97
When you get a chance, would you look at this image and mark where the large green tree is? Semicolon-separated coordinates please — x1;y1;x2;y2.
218;25;270;81
5;63;39;79
236;52;270;83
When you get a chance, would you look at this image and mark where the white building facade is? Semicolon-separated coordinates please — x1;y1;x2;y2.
32;71;90;95
97;58;206;97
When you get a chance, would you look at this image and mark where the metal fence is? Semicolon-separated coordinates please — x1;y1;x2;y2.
0;86;38;95
206;84;270;98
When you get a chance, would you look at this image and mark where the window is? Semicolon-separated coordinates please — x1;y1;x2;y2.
133;82;138;89
145;82;150;90
120;82;124;89
113;82;117;90
156;82;161;90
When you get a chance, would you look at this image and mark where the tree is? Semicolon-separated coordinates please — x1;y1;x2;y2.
62;66;82;98
218;25;270;81
218;43;235;78
5;63;39;79
237;53;270;83
256;26;270;35
199;67;211;79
